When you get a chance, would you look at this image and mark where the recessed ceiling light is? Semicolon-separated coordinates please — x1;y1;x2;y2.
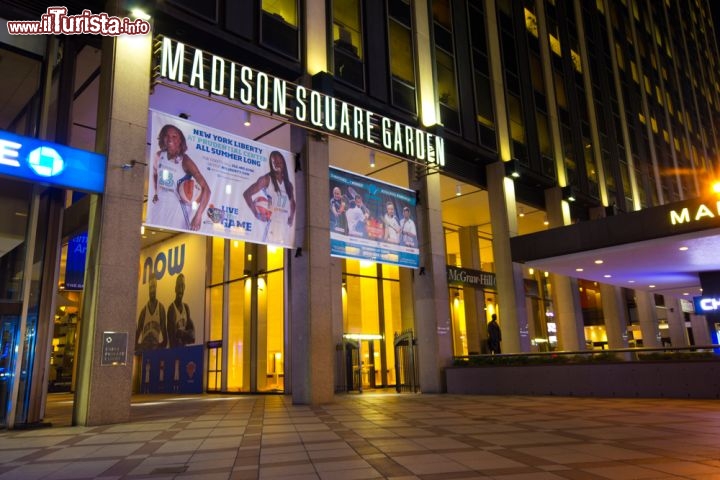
628;280;635;283
678;246;689;251
594;259;604;264
683;292;689;296
603;274;612;278
649;285;656;288
576;268;584;272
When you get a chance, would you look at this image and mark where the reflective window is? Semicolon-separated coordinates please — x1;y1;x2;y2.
333;0;364;89
261;0;299;59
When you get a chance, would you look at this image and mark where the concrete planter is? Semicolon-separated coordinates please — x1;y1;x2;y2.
446;361;720;398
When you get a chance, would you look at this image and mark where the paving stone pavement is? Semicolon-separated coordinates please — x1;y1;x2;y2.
0;392;719;479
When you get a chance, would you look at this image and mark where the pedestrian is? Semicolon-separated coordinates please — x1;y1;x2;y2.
488;314;502;354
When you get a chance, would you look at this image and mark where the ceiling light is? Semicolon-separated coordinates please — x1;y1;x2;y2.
628;280;635;283
455;184;461;196
528;268;534;275
649;285;656;288
543;215;549;226
683;292;689;296
594;259;604;264
519;207;525;217
242;110;251;126
713;182;720;194
576;268;584;272
130;8;151;21
140;225;145;235
678;246;688;251
369;151;376;168
603;274;612;278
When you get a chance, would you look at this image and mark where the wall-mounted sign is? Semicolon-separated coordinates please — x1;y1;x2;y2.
145;110;297;248
154;36;445;167
669;201;720;225
0;129;106;193
693;296;720;313
447;266;496;289
330;167;419;268
64;232;87;290
101;332;128;366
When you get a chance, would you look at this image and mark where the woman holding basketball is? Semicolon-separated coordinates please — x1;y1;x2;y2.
243;151;296;245
148;124;211;231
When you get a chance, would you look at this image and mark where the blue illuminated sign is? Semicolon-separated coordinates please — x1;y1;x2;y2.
693;296;720;313
0;130;105;193
64;232;87;290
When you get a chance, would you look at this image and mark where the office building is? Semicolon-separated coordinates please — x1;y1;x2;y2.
0;0;718;428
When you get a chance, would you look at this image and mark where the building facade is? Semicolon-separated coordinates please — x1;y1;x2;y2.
0;0;719;427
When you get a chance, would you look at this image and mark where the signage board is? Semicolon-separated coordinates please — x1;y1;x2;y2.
447;266;497;289
693;296;720;313
154;36;444;167
101;332;128;366
329;167;419;268
145;110;297;248
0;129;105;193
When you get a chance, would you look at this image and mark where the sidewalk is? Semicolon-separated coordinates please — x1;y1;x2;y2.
1;391;719;479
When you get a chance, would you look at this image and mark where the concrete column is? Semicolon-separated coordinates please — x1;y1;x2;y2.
664;297;689;347
458;226;485;354
289;128;335;405
600;284;629;350
689;315;712;345
545;187;585;351
411;167;453;392
635;290;661;348
487;162;530;353
74;14;150;426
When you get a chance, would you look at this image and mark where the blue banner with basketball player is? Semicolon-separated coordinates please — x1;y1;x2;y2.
329;167;420;268
145;110;298;248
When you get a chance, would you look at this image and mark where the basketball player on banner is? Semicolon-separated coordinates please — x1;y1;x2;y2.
148;124;211;231
243;151;296;245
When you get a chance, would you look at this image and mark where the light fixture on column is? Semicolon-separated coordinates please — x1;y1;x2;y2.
369;151;375;168
242;110;251;126
455;184;461;196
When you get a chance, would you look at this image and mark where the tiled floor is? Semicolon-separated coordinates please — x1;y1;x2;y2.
1;392;719;479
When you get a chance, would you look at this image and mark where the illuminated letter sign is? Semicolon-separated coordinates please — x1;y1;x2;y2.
670;202;720;225
0;130;106;193
693;296;720;313
154;36;445;167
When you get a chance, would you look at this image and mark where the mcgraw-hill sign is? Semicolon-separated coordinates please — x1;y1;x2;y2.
447;266;496;289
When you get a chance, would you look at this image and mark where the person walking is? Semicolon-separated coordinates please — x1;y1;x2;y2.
487;314;502;354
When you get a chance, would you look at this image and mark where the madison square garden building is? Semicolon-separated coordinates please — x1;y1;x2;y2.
1;0;719;427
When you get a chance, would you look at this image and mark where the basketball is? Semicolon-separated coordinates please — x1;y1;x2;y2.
177;177;195;203
254;196;272;221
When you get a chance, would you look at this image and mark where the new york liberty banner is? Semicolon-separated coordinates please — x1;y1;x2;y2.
145;110;297;248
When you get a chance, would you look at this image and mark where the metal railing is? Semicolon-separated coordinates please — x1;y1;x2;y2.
453;345;720;366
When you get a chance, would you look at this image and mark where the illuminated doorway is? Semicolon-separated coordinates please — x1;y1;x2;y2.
208;238;285;392
342;260;403;388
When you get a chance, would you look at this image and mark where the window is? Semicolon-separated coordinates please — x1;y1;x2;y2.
388;1;417;114
433;0;460;132
333;0;364;89
261;0;299;59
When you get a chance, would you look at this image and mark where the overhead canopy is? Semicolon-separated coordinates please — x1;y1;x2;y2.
510;196;720;299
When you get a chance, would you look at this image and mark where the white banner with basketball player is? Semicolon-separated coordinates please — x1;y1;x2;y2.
145;110;298;248
329;167;420;268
